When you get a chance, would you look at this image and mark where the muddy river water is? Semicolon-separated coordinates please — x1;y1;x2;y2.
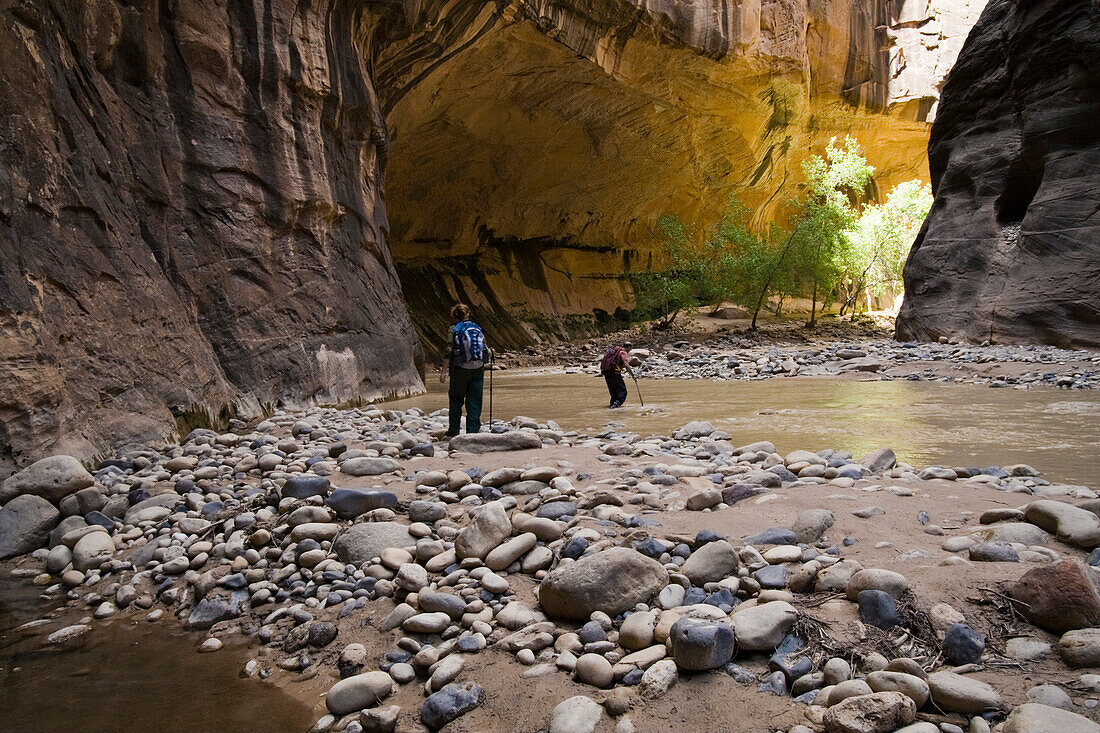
390;372;1100;488
2;372;1099;731
0;579;315;732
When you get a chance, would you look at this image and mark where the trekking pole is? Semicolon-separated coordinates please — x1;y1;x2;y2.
489;349;494;425
631;373;644;407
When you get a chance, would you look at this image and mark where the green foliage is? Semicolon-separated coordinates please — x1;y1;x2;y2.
786;136;875;325
633;204;791;327
634;137;930;329
844;180;933;308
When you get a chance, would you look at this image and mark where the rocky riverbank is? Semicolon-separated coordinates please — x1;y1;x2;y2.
509;319;1100;390
3;405;1100;732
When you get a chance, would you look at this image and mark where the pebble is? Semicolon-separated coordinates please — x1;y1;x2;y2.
942;623;985;665
575;653;614;688
1;395;1092;732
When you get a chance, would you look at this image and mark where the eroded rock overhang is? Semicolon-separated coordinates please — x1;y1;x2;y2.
366;0;986;348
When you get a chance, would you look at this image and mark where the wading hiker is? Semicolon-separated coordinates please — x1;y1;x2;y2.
440;304;489;436
600;341;635;408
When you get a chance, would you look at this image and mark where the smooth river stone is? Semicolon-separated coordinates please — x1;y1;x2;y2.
420;682;485;729
1001;703;1100;733
448;432;541;453
926;672;1004;714
340;457;401;476
0;455;94;504
538;547;667;620
1025;500;1100;548
680;540;739;585
325;671;394;715
731;602;798;651
454;501;511;559
0;494;60;560
485;532;537;571
332;522;416;565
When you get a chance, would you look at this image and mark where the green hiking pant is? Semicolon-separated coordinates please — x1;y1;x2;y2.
448;366;484;434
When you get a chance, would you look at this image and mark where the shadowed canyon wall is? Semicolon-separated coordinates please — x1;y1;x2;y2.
374;0;986;349
0;0;423;473
896;0;1100;348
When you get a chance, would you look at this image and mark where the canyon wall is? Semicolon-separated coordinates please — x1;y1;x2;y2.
896;0;1100;348
370;0;985;349
0;0;423;473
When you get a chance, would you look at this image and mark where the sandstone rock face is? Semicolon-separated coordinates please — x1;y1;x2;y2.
1;0;987;470
380;0;984;351
0;0;422;475
897;0;1100;348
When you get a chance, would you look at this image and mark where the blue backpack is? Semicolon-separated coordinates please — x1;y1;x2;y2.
453;321;486;368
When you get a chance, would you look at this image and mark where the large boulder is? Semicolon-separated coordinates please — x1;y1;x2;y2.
448;431;541;453
1009;559;1100;633
332;522;416;565
0;494;60;559
0;456;93;504
823;691;917;733
538;547;667;619
454;501;512;559
1024;501;1100;548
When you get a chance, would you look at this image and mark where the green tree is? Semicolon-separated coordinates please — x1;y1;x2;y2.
631;214;699;328
787;136;875;326
634;202;790;328
707;200;791;327
843;180;932;312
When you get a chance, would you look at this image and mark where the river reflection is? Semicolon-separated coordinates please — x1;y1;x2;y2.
0;580;315;733
388;372;1100;488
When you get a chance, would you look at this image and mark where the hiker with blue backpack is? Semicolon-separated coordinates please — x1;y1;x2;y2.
440;303;490;436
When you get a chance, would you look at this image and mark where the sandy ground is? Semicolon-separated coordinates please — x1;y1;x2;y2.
248;442;1097;732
